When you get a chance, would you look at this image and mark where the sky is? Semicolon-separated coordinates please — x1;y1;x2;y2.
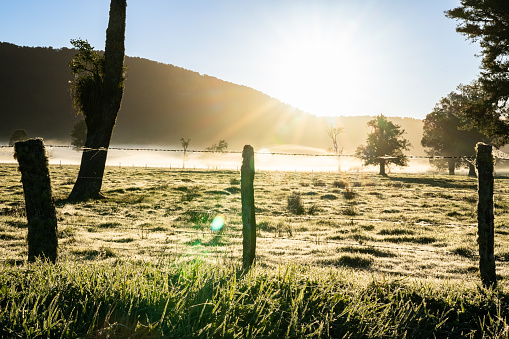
0;0;482;119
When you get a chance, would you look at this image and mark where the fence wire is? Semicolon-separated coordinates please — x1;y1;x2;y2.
2;144;509;160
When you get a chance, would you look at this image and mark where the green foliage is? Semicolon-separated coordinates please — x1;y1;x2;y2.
356;115;411;175
69;39;105;117
69;39;103;76
445;3;509;142
421;89;490;173
8;129;28;146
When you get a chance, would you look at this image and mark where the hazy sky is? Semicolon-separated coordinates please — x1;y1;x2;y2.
0;0;481;119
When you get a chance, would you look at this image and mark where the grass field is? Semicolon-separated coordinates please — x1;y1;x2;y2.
1;163;509;337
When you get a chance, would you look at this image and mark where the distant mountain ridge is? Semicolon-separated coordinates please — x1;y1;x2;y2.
0;42;425;155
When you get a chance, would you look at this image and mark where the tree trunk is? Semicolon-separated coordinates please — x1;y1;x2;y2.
69;121;115;199
379;159;386;176
468;162;477;177
448;159;455;175
69;0;126;201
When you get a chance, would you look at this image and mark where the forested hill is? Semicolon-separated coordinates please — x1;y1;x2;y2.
0;42;425;154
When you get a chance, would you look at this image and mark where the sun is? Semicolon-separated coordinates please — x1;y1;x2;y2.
258;4;378;116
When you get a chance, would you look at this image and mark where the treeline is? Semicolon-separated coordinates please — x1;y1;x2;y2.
0;42;425;153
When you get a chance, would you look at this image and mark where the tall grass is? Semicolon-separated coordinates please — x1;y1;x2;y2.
1;259;508;338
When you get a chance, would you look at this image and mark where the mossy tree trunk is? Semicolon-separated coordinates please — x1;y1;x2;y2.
69;0;127;201
14;139;58;263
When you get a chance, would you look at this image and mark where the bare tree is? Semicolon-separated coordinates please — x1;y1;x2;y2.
181;138;190;169
327;125;344;172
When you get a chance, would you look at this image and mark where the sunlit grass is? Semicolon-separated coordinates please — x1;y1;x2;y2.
1;259;509;338
2;164;509;336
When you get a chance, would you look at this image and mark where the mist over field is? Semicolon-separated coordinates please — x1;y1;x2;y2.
6;143;509;174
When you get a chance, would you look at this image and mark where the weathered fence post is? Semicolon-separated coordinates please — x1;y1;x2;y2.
476;142;496;288
14;138;58;263
241;145;256;270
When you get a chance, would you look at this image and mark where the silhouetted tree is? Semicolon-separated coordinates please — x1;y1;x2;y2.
9;129;28;146
70;119;87;149
450;81;509;148
422;90;490;176
446;2;509;141
181;137;190;168
68;0;127;201
356;115;411;176
327;125;343;172
206;140;228;152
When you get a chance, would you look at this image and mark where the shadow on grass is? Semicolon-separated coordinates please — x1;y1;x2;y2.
387;176;477;190
383;235;438;244
318;254;373;269
71;247;117;260
340;245;397;258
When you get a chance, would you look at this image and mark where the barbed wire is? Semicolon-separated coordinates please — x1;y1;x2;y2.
2;144;509;160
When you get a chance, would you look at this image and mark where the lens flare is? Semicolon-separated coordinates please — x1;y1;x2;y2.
211;215;225;232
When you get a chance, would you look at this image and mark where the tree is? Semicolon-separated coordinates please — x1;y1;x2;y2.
181;138;190;168
453;81;509;147
206;139;228;152
445;2;509;140
68;0;127;201
9;129;28;146
327;125;343;172
355;115;411;176
70;119;87;149
422;90;491;176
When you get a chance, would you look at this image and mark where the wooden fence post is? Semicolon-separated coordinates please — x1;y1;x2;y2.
476;142;496;288
14;138;58;263
241;145;256;270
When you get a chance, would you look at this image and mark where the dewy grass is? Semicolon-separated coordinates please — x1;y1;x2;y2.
1;260;509;338
2;165;509;336
1;165;503;280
